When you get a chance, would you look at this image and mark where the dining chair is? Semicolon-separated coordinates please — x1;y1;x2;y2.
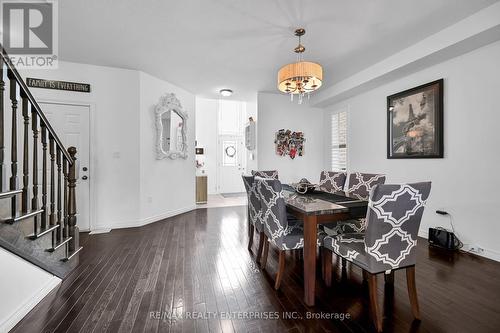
242;175;266;262
322;182;431;332
251;170;279;179
320;172;386;244
346;172;386;200
337;172;387;234
256;177;306;290
318;171;347;193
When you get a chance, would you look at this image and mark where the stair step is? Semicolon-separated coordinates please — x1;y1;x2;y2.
0;189;23;199
4;209;44;224
61;246;83;262
28;224;59;240
46;236;72;252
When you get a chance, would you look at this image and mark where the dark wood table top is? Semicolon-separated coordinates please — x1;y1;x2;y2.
283;185;368;217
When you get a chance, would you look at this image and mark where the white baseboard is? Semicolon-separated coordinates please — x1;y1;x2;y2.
418;229;500;262
89;229;111;235
0;276;61;333
93;205;196;231
138;205;197;226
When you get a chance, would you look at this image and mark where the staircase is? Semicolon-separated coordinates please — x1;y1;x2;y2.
0;45;82;278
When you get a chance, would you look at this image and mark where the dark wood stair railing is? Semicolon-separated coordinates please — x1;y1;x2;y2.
0;44;81;265
22;91;30;213
8;68;18;216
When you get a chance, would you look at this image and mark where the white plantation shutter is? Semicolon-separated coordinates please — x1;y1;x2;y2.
331;111;347;171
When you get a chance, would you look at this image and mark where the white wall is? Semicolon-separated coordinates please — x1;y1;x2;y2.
195;98;218;194
324;41;500;260
4;61;196;332
18;62;197;230
139;72;196;222
195;97;256;194
18;61;142;230
0;248;61;333
257;92;325;184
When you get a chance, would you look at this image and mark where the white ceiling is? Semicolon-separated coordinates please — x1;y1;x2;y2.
58;0;498;101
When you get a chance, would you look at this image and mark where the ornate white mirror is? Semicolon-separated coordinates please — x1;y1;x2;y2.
155;93;188;159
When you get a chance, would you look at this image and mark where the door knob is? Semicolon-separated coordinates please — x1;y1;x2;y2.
82;175;88;180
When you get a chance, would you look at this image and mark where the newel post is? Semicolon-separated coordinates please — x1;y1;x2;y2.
67;146;79;252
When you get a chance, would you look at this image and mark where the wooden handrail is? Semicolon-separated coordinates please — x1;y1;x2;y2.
0;44;73;163
1;44;80;261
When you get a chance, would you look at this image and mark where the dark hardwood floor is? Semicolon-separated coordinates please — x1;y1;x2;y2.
12;206;500;333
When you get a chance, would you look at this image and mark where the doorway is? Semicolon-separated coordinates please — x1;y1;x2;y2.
216;100;246;194
217;134;245;193
38;101;91;231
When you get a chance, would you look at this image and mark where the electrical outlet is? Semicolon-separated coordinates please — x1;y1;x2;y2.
468;245;485;254
147;196;152;203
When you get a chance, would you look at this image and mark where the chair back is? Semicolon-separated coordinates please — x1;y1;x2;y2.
364;182;431;272
319;171;347;193
242;175;262;228
347;172;386;200
251;170;279;179
256;177;288;247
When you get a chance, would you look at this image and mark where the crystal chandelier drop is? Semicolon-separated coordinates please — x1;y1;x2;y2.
277;28;323;104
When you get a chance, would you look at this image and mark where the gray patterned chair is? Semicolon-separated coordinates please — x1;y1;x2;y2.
318;171;347;193
322;182;431;332
251;170;279;180
347;172;386;200
256;177;305;290
327;172;386;235
242;175;266;262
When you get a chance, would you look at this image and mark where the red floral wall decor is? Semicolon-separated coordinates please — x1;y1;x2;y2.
275;129;305;159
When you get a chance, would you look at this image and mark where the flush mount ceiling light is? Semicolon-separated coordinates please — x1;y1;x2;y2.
219;89;233;97
278;28;323;104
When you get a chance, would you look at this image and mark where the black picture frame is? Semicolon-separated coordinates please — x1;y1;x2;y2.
387;79;443;159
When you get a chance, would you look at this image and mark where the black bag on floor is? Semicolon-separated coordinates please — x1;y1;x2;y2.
428;227;460;250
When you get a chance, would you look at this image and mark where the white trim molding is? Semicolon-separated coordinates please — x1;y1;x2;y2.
418;229;500;262
0;276;61;333
94;205;196;231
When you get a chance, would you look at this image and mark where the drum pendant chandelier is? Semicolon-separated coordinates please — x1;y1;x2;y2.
277;28;323;104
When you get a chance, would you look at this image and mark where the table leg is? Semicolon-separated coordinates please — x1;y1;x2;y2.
303;214;317;306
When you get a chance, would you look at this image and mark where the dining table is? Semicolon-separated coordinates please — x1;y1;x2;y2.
283;185;369;306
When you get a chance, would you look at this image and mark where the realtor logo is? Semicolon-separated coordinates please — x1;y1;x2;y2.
1;0;58;68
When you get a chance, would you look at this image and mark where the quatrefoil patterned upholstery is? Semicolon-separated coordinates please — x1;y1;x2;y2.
242;175;264;232
251;170;279;180
346;172;386;200
320;218;367;241
318;171;347;193
322;182;431;273
256;177;309;250
328;172;387;235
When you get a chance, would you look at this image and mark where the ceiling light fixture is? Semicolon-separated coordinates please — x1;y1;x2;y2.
278;28;323;104
219;89;233;97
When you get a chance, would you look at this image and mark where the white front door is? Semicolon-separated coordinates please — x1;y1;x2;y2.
38;102;91;231
218;135;245;193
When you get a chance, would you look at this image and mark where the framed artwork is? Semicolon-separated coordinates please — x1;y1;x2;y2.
387;79;443;159
275;129;305;159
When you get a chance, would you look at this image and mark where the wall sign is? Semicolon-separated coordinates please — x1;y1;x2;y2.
26;77;91;93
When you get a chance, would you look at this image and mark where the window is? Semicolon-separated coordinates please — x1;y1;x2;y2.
218;100;245;135
331;111;347;171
